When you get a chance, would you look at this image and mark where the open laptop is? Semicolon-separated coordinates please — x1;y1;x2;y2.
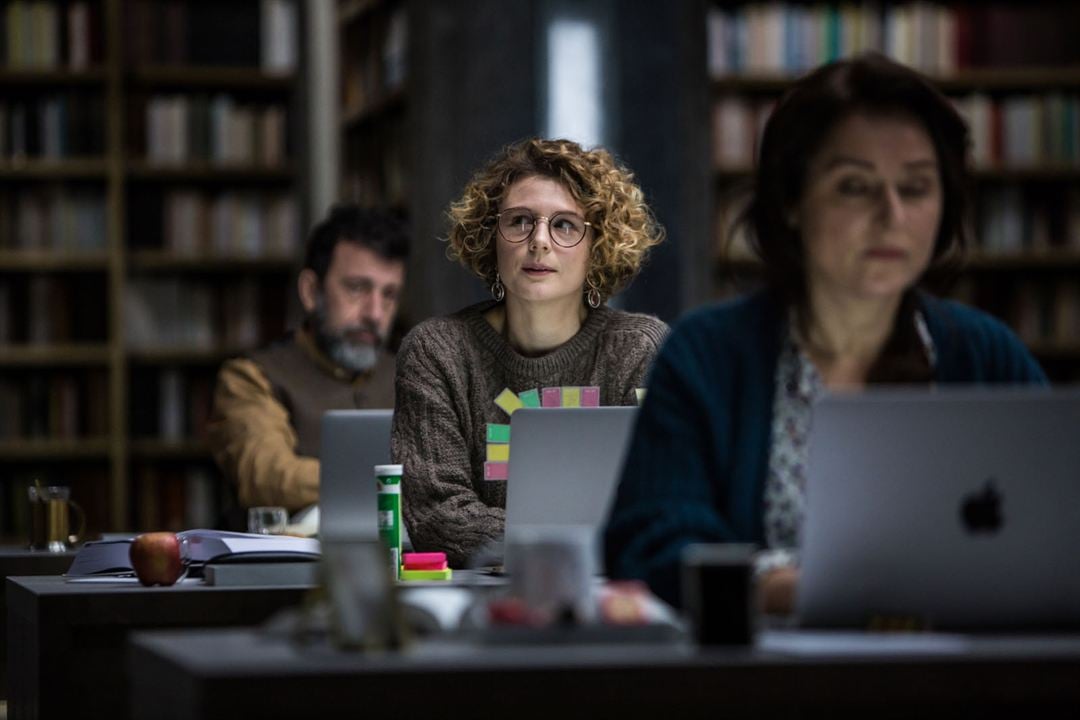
503;406;638;574
319;409;394;542
797;389;1080;630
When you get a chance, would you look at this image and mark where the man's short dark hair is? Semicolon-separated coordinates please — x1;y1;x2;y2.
303;204;410;282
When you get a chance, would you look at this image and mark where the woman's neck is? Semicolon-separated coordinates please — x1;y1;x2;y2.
486;295;589;357
799;286;903;388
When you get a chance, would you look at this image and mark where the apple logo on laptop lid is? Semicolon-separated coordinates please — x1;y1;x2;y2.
960;479;1004;535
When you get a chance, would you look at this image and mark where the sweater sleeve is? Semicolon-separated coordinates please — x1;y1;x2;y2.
603;318;747;607
207;358;319;512
391;329;504;567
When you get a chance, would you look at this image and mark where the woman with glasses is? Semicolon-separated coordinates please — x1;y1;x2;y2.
391;137;666;568
604;53;1048;615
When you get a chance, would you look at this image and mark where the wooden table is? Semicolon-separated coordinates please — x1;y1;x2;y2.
0;549;76;700
6;575;311;720
127;626;1080;719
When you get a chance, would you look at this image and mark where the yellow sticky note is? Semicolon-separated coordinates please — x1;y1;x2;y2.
494;388;524;417
486;443;510;462
562;386;581;407
635;388;646;404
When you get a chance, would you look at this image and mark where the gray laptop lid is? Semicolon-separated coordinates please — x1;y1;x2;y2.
798;389;1080;629
319;409;393;541
504;406;637;573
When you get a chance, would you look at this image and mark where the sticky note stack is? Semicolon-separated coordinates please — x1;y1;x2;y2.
400;552;452;581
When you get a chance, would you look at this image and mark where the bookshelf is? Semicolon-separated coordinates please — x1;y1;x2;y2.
708;1;1080;383
0;0;306;543
337;0;408;210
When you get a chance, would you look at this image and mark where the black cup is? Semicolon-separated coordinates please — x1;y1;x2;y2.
681;543;757;646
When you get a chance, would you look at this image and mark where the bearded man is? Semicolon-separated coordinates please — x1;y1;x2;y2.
208;205;407;512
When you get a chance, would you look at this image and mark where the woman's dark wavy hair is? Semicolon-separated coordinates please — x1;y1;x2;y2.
742;52;971;383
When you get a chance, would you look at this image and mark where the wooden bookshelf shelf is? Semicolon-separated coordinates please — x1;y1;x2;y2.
0;159;109;180
0;437;111;460
1025;342;1080;360
0;345;112;366
128;66;295;91
0;67;108;85
0;251;110;271
128;438;211;459
127;251;296;272
126;162;294;183
342;88;406;130
965;250;1080;270
711;67;1080;94
126;348;244;365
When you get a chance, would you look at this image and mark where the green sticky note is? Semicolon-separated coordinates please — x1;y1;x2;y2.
635;388;647;404
562;386;581;407
486;423;511;443
518;388;540;408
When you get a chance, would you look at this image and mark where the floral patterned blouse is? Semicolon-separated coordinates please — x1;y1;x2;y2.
755;312;936;576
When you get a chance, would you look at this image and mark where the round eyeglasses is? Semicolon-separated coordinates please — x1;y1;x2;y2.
495;207;592;248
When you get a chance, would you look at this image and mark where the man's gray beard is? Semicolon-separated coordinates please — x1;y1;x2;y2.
311;301;381;373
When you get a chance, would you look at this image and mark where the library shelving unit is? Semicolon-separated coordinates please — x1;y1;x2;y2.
0;0;307;542
708;2;1080;383
338;0;408;211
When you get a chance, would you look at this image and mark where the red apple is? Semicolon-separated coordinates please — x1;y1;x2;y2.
129;532;185;586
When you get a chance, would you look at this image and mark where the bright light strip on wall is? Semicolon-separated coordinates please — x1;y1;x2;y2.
545;18;603;147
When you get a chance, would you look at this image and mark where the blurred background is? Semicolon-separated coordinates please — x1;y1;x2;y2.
0;0;1078;539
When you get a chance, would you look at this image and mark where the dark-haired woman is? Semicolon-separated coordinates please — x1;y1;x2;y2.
603;53;1047;613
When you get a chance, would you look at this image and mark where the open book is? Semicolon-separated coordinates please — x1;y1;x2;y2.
66;529;321;577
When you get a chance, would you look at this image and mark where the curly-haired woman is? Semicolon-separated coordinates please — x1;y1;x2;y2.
391;137;667;567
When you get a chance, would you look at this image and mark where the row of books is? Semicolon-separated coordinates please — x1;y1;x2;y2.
142;95;288;167
341;4;407;118
0;275;107;344
714;185;1080;263
343;121;408;208
707;3;1076;77
132;463;219;533
124;0;297;72
0;370;108;440
711;94;1080;170
0;188;106;251
2;0;99;70
129;367;213;443
157;191;299;258
955;95;1080;169
0;94;105;160
124;278;271;351
978;187;1080;255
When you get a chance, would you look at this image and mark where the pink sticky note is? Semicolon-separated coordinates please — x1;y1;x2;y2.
581;386;600;407
484;461;509;481
541;387;562;407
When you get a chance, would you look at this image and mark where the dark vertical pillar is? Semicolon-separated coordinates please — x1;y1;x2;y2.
406;0;540;323
612;0;711;323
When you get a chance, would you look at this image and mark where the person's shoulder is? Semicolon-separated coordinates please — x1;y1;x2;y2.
670;291;781;344
398;302;488;360
600;307;669;347
920;294;1023;347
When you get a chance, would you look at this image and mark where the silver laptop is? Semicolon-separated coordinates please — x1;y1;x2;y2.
319;409;394;542
503;406;638;574
797;389;1080;629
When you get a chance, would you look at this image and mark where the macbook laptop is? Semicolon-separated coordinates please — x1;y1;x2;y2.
503;406;638;574
319;409;394;542
797;389;1080;630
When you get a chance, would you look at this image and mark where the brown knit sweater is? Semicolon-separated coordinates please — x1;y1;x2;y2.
391;300;668;567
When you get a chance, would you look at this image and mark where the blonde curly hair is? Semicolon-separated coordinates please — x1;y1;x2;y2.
446;137;664;301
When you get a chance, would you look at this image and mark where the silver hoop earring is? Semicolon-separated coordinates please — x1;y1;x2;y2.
586;286;601;309
491;273;505;302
